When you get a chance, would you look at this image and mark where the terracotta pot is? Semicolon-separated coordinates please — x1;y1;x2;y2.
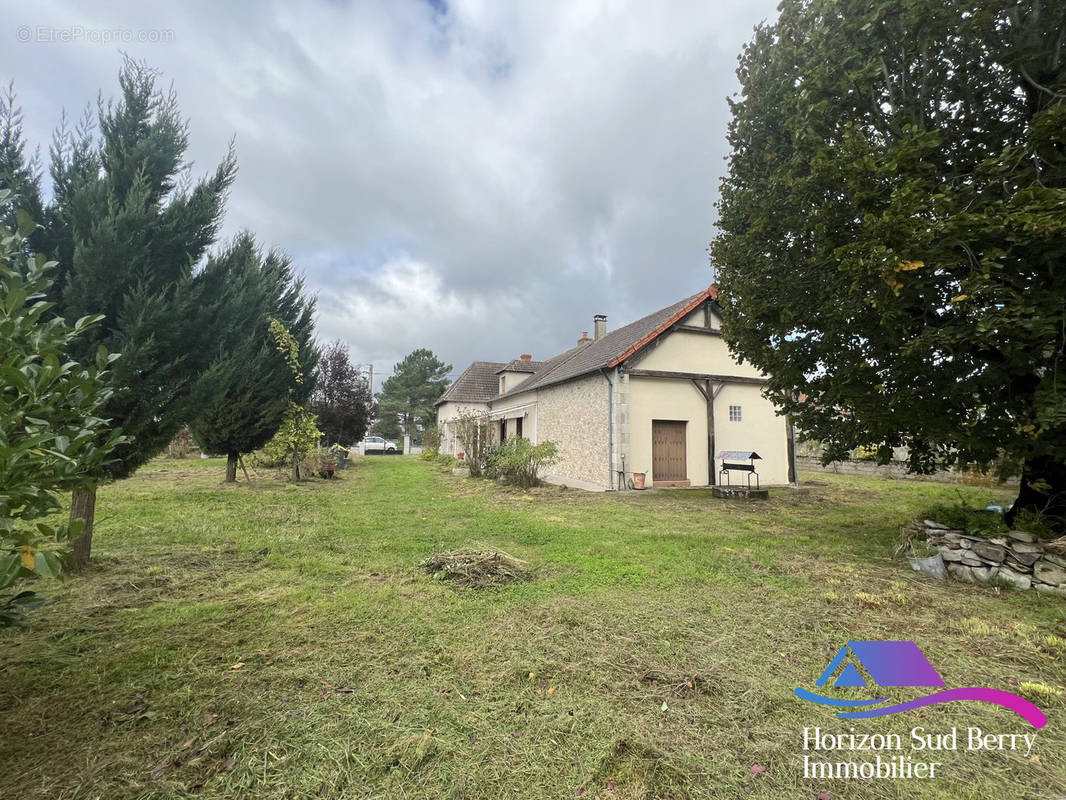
632;473;646;490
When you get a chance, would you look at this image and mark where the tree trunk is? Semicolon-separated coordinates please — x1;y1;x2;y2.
1006;456;1066;534
225;452;238;482
69;485;97;570
291;452;300;482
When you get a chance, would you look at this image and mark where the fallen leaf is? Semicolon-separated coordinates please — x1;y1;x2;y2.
660;701;668;712
230;662;244;671
817;793;832;800
219;755;236;773
202;713;219;727
180;737;197;750
750;764;767;775
605;780;615;791
547;687;555;696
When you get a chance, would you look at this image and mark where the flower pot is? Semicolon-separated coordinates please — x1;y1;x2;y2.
632;473;646;490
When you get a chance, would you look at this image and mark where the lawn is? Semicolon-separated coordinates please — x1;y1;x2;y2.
1;457;1063;799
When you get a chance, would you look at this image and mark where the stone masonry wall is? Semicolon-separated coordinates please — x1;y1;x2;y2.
913;519;1066;598
537;374;610;489
798;456;1018;485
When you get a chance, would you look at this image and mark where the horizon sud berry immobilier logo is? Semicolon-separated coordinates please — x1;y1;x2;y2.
792;641;1048;781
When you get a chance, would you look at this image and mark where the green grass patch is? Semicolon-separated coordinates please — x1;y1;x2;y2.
1;458;1063;798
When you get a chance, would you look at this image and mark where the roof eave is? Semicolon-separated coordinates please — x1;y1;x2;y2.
608;284;719;369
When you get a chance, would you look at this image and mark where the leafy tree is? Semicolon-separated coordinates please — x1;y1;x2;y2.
189;234;316;482
266;319;321;481
6;59;237;565
370;412;402;442
0;198;124;623
311;340;372;446
375;349;451;437
711;0;1066;527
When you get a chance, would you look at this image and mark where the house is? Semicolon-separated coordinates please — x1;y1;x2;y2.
435;285;796;490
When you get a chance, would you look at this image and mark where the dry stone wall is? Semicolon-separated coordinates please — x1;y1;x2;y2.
913;519;1066;598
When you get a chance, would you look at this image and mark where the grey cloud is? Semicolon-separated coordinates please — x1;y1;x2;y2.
1;0;779;387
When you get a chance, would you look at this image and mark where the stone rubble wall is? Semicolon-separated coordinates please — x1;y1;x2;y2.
914;520;1066;598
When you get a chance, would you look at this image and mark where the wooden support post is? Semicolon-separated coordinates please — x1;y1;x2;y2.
787;416;798;485
706;379;716;486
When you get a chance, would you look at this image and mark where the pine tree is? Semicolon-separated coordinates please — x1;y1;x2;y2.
38;58;236;565
188;234;317;482
311;341;372;447
375;349;451;436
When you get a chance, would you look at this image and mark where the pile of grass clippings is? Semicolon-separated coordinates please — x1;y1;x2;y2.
419;547;530;588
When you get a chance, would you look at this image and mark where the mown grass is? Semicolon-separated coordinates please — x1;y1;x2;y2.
1;457;1063;799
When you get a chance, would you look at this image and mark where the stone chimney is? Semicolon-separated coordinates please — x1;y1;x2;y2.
593;314;607;340
520;353;532;361
577;331;591;346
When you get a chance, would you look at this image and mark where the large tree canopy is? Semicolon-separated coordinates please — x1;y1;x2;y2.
376;348;451;437
311;340;372;447
711;0;1066;525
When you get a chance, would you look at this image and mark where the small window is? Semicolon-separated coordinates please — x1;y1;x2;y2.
729;405;742;423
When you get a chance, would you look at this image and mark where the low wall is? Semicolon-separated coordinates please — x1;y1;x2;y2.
798;456;1017;485
912;519;1066;597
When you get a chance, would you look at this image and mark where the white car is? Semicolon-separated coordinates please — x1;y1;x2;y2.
362;436;398;453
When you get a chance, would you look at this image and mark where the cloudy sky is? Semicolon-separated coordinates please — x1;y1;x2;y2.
3;0;779;389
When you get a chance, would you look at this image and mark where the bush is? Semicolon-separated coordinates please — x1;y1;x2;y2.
922;500;1008;538
0;199;125;624
421;426;441;454
260;403;322;480
452;411;494;477
421;451;457;469
482;438;558;488
165;427;200;459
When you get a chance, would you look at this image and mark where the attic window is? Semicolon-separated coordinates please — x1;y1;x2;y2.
729;405;742;423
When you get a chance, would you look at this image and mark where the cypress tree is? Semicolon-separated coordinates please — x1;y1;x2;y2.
189;233;317;482
40;59;236;565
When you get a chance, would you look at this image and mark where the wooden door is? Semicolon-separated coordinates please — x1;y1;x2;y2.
652;420;687;481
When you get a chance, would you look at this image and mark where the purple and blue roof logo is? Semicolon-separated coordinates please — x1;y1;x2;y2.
794;641;1047;728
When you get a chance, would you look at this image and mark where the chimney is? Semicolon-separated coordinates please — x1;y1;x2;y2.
520;353;532;361
577;331;591;346
593;314;607;340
